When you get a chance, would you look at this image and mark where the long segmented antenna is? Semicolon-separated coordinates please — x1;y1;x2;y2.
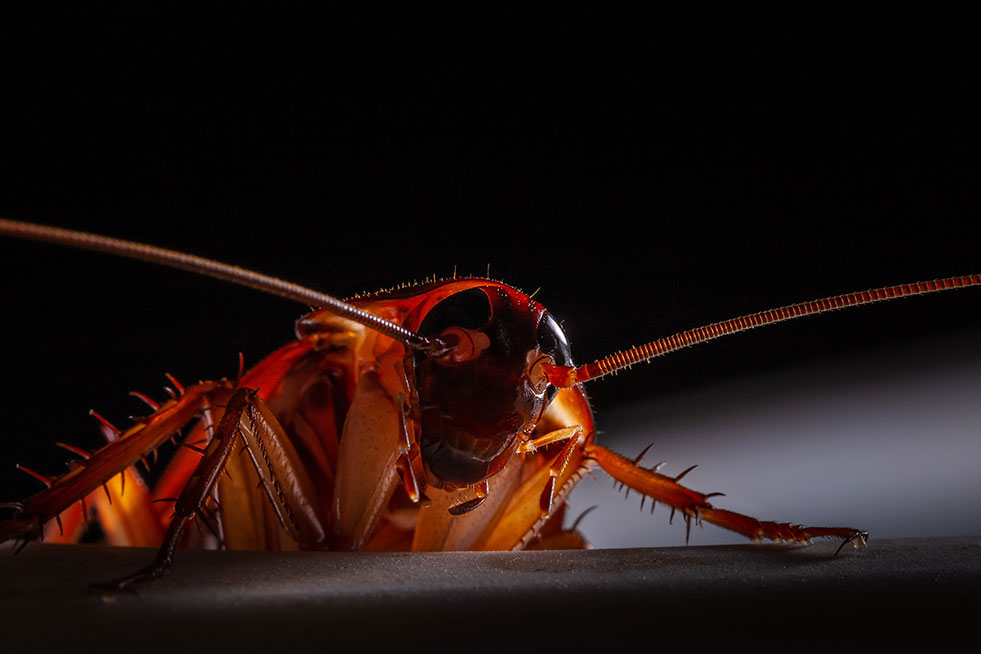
0;218;443;355
547;275;981;386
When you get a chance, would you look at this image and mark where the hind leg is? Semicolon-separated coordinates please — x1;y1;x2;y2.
1;380;232;546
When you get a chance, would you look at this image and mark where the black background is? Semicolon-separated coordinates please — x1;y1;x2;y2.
1;9;979;509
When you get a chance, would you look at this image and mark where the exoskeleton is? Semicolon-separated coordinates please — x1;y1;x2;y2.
1;219;977;589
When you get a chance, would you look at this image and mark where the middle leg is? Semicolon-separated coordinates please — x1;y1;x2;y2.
585;443;868;551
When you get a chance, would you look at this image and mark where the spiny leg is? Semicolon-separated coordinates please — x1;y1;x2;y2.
92;388;254;591
584;443;868;551
519;426;584;518
46;409;174;546
94;386;329;591
525;505;596;550
0;380;231;547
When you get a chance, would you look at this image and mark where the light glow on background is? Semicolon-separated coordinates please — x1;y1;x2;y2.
567;329;981;549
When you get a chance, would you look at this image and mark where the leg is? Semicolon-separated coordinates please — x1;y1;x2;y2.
519;426;584;517
473;428;595;551
525;504;594;550
95;386;329;591
1;380;231;546
585;443;868;551
93;388;255;591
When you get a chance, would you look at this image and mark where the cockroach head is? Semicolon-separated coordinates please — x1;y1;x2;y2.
409;285;573;486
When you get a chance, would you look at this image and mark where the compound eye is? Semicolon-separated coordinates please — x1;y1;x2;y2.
536;312;572;402
537;312;572;367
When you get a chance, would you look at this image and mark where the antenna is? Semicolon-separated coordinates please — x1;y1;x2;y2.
0;218;445;355
546;275;981;387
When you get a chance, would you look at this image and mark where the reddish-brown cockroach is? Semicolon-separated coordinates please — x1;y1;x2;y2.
0;217;978;590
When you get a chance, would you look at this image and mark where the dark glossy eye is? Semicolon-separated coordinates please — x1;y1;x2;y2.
537;311;572;401
537;312;571;366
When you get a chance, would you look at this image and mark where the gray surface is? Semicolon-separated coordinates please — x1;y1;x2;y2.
2;537;979;652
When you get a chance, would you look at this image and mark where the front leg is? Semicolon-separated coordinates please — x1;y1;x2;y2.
518;426;583;517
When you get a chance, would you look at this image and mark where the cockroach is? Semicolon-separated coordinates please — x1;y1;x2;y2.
0;217;978;590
